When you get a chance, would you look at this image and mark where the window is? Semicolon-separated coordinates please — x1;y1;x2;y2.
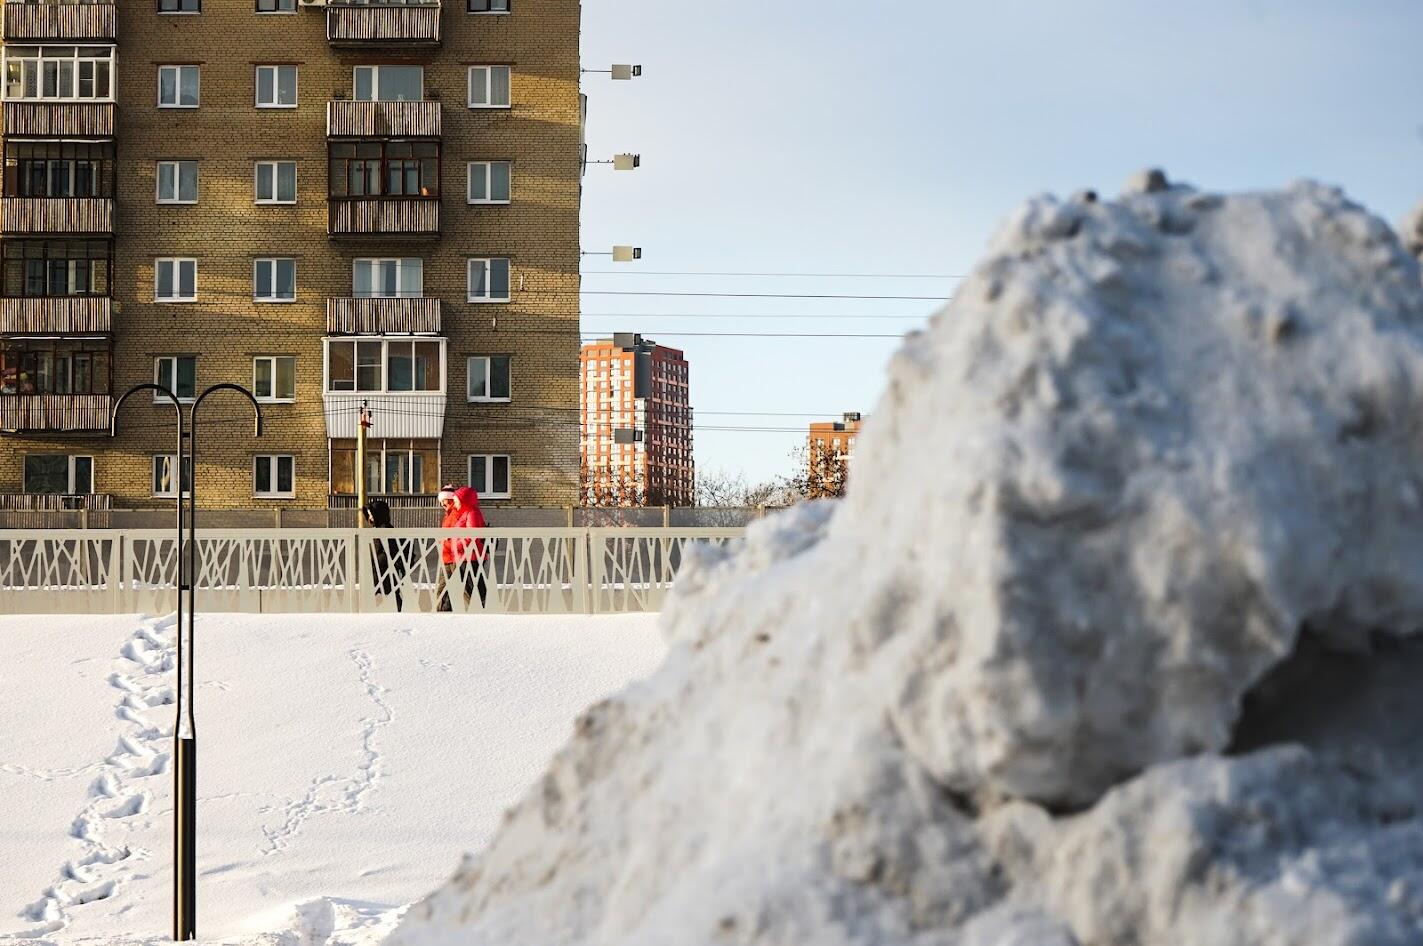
0;340;110;395
24;454;93;495
5;142;114;199
256;0;295;12
467;355;510;402
254;258;295;302
2;45;115;101
155;258;196;301
255;65;297;108
353;258;422;298
330;439;439;496
157;65;199;108
467;161;511;204
353;65;423;102
254;160;297;204
152;455;192;498
253;355;295;402
469;0;510;12
467;65;511;108
156;160;198;204
254;455;295;498
2;240;111;297
386;340;441;392
328;141;439;198
468;454;510;499
154;355;196;401
467;257;510;302
325;338;443;394
159;0;200;12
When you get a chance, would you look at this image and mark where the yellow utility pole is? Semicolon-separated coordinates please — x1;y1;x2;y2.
356;400;372;527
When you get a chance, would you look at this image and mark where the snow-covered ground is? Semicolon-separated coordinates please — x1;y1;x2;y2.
0;612;665;945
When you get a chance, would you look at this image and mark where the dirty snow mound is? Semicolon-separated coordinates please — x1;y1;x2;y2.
388;175;1423;946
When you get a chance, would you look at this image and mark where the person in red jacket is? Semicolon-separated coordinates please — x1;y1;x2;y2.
436;484;489;611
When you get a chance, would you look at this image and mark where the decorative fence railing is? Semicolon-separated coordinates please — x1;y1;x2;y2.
0;527;746;615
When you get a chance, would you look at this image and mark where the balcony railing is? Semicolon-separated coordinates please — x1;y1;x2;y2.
0;394;111;433
326;2;439;45
327;296;441;334
0;297;111;334
3;1;116;40
329;197;440;238
3;101;114;138
1;197;113;235
327;100;440;138
0;492;110;511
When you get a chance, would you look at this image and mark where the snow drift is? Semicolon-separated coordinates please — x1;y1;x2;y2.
388;175;1423;945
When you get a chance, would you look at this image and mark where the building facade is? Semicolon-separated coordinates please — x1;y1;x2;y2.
579;334;693;506
0;0;581;511
806;411;860;498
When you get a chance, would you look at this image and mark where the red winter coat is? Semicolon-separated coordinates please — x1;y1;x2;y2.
441;486;488;564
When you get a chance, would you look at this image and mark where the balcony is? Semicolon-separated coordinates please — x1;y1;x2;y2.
326;1;439;46
3;101;114;138
3;1;116;41
329;197;440;238
327;296;441;335
0;297;111;335
0;492;110;511
327;100;440;138
1;197;113;236
0;394;110;433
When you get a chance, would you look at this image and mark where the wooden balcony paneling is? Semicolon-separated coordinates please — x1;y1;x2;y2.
0;394;111;432
3;101;114;138
327;296;441;335
326;100;440;138
0;492;110;511
3;2;116;40
1;197;113;235
0;297;111;335
329;197;440;237
327;4;439;45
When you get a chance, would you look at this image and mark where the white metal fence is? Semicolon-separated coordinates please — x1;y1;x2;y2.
0;528;745;615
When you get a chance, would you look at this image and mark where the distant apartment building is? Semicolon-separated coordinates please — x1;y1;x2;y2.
806;411;861;498
579;333;693;506
0;0;580;512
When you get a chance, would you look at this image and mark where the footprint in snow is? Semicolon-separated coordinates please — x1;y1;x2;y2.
105;794;148;819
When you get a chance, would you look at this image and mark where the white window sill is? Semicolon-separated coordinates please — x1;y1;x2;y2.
467;199;511;205
155;297;197;303
468;296;510;304
255;104;298;110
467;396;511;403
255;200;297;206
156;199;198;206
153;398;196;405
255;397;295;404
468;103;512;110
479;492;511;500
254;493;296;500
254;297;297;304
158;104;200;110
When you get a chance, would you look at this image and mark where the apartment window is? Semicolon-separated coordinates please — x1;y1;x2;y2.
253;258;295;302
155;258;196;301
1;340;110;395
255;65;297;108
325;338;443;394
252;355;295;402
2;240;111;297
157;65;199;108
468;455;510;499
152;455;192;498
254;160;297;204
159;0;201;12
24;454;93;495
469;0;510;12
467;161;510;204
353;258;422;298
329;141;439;198
156;160;198;204
5;142;114;199
256;0;296;12
330;439;438;496
254;455;295;498
467;355;510;402
353;65;423;102
467;257;510;302
154;355;196;401
467;66;511;108
2;45;115;101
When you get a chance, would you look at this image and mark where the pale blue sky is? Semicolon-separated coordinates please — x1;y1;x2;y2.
579;0;1423;484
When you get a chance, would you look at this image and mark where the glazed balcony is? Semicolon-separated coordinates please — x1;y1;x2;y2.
1;197;113;236
0;297;111;335
3;1;116;41
3;101;114;138
328;197;440;239
327;296;441;335
326;1;439;46
326;100;440;138
0;393;110;433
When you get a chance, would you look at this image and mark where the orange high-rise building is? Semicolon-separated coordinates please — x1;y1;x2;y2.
806;412;861;497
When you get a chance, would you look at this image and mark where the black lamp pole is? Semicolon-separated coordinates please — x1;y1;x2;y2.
112;382;261;942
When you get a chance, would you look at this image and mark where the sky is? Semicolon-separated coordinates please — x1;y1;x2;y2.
579;0;1423;485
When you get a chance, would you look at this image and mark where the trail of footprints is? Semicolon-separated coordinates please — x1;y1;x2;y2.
13;617;176;940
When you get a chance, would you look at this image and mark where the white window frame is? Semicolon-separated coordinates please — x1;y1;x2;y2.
255;0;296;13
323;337;446;395
353;64;424;103
153;355;196;403
157;65;200;109
151;455;192;498
468;0;511;12
252;355;296;403
1;45;116;103
467;257;510;302
352;258;423;299
255;64;297;109
253;258;296;303
466;161;511;204
154;258;197;303
155;160;198;205
253;455;296;499
253;160;297;205
23;454;93;494
467;65;511;109
468;454;511;499
466;355;511;403
158;0;201;13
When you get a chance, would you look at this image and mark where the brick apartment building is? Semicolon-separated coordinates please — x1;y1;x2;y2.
579;333;693;506
806;411;860;498
0;0;581;511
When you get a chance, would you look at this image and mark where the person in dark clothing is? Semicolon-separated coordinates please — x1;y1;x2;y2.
362;498;408;611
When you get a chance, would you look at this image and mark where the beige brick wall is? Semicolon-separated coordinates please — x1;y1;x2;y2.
0;0;581;509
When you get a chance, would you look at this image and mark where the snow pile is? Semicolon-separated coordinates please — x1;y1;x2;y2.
389;175;1423;946
1404;199;1423;262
